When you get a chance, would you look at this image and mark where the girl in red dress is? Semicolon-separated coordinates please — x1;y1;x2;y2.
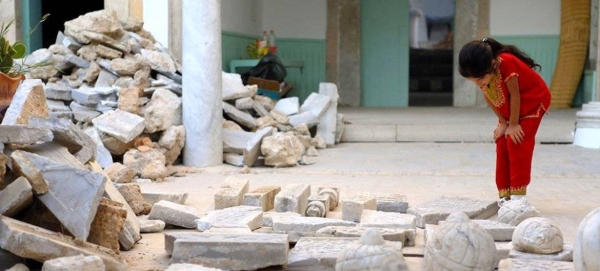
458;37;552;204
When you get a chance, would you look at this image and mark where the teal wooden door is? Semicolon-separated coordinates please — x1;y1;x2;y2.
361;0;409;107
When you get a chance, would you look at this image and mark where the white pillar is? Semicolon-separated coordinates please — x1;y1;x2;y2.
182;0;223;167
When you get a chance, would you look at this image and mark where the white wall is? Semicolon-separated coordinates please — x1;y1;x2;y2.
490;0;561;36
143;0;169;46
221;0;262;36
260;0;326;39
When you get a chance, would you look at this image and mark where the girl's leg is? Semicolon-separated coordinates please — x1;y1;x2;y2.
496;136;511;199
506;117;543;195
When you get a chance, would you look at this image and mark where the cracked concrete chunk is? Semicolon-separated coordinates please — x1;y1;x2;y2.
195;205;263;232
408;196;498;228
20;151;106;241
0;177;33;217
148;200;200;229
170;233;288;270
92;109;146;143
0;125;53;145
214;176;249;210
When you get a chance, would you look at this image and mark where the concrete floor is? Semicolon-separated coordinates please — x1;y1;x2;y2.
123;107;599;271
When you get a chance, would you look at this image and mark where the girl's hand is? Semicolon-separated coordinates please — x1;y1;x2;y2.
505;124;524;144
494;123;508;141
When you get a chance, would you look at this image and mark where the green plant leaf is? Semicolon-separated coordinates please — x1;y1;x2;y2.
0;56;13;74
0;37;7;56
9;42;26;59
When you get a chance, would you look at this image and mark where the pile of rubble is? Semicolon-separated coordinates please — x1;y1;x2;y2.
18;9;344;176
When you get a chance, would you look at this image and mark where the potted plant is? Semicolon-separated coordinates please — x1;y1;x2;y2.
0;3;49;110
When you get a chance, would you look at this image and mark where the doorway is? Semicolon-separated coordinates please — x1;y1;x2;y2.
41;0;104;48
408;0;454;106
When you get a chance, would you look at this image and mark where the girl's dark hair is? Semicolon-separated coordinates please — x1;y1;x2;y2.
458;37;541;78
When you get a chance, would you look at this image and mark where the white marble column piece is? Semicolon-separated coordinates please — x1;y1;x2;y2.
573;102;600;148
182;0;223;167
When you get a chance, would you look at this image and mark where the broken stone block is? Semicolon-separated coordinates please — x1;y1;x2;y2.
87;161;141;251
95;44;122;59
336;229;408;271
272;215;356;234
256;116;278;129
70;102;101;123
28;117;97;164
45;81;72;101
17;151;106;240
104;162;135;183
123;148;166;176
83;62;101;84
223;128;254;154
254;95;275;111
110;58;140;76
56;31;82;52
42;254;105;271
164;232;205;255
88;198;127;253
195;205;263;232
288;237;404;270
269;109;290;124
71;87;101;105
5;263;28;271
148;200;200;228
0;177;33;217
289;111;320;128
1;79;49;125
95;69;119;88
274;183;311;214
316;226;415;246
0;152;6;189
243;186;281;211
500;258;575;271
141;49;176;73
139;217;166;233
171;233;288;270
117;87;140;114
305;194;330;218
342;195;377;223
0;216;126;271
222;72;253;101
117;183;152;215
222;102;257;129
165;263;225;271
318;186;340;210
261;132;306;167
336;113;345;143
214;176;250;210
424;212;497;271
141;159;168;180
25;49;61;80
46;99;70;113
316;83;339;146
92;109;146;143
235;97;254;110
143;88;182;133
375;194;409;213
223;153;244;166
407;196;499;228
253;101;270;117
359;210;417;229
142;192;188;205
243;126;272;166
0;125;53;145
262;211;302;227
300;92;331;119
99;132;134;156
471;220;516;241
64;9;123;43
158;125;185;165
509;243;573;262
66;54;90;69
273;97;300;116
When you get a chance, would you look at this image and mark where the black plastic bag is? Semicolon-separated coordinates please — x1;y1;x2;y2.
241;53;287;84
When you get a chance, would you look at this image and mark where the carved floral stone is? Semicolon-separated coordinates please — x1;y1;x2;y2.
574;207;600;271
498;198;541;226
512;217;563;254
424;212;497;271
336;228;408;271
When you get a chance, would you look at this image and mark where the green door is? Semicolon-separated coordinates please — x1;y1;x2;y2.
361;0;409;107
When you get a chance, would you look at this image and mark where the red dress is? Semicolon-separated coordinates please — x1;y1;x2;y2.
481;52;552;198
